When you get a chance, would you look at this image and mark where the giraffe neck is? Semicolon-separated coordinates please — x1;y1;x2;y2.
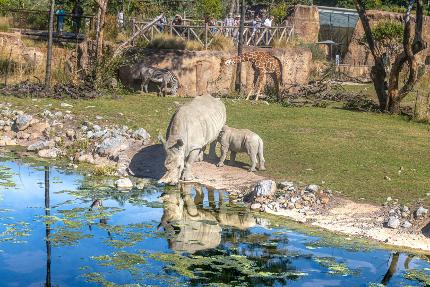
224;54;255;66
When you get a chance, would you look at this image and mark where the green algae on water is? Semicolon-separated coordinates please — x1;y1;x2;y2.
314;257;357;276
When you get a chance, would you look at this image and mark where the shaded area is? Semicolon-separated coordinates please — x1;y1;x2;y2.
128;144;165;179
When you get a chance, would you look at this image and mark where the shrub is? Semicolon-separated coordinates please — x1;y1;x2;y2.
0;17;10;32
272;38;292;48
104;15;120;42
300;43;326;61
208;35;234;51
147;34;186;50
185;40;204;51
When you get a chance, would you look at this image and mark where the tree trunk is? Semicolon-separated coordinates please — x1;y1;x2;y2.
370;61;388;111
45;0;55;89
95;0;108;64
355;0;426;114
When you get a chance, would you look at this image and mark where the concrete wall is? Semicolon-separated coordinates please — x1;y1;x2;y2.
286;5;320;43
118;47;313;97
344;10;430;66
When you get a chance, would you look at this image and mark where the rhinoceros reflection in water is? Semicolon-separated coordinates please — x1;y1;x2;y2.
159;183;256;253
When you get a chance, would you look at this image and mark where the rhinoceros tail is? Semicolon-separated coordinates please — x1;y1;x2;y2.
257;138;266;170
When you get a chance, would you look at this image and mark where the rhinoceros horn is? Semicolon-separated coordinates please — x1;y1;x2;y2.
158;134;167;149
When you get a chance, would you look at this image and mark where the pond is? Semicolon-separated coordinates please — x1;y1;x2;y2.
1;152;430;287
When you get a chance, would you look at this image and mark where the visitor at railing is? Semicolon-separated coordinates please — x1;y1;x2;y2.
55;5;66;34
156;15;167;32
71;0;84;34
251;15;262;44
232;14;241;42
172;14;184;35
224;13;234;37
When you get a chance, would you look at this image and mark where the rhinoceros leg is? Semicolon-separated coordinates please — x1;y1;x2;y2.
182;149;200;181
208;141;218;160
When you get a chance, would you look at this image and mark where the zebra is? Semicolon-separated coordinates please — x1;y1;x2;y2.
133;64;179;97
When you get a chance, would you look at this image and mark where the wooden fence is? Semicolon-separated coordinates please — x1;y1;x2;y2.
131;19;295;48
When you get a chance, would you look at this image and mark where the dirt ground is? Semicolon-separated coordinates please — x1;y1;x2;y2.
128;144;430;253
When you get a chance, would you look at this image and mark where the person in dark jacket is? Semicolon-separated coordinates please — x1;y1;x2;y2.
72;0;84;34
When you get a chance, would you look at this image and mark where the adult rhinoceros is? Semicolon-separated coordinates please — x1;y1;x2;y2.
159;95;226;185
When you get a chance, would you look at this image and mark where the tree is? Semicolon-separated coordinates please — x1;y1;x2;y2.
197;0;222;18
355;0;426;113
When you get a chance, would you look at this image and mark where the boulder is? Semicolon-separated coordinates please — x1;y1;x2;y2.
250;203;262;210
132;128;150;141
77;154;95;164
0;135;17;146
386;216;400;229
27;140;54;151
244;180;277;203
26;122;50;138
305;184;319;193
38;148;61;158
97;136;130;158
115;177;133;189
14;114;32;131
402;221;412;228
415;206;428;218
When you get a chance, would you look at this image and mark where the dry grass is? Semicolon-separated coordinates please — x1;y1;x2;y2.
0;36;74;85
208;35;234;51
0;17;10;32
185;40;204;51
146;34;187;50
146;33;205;51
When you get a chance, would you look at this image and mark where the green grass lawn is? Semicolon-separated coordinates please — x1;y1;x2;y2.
2;94;430;205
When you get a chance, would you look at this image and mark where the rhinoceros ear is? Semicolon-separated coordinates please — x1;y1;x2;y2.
176;139;184;147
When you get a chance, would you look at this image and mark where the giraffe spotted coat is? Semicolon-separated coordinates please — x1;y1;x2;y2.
220;51;283;101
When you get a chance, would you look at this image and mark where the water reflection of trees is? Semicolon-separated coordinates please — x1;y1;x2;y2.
44;166;51;287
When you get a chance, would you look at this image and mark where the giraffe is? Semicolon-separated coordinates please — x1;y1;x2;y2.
219;51;283;101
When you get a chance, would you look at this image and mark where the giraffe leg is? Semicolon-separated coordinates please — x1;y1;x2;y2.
246;86;254;100
273;72;280;102
255;73;266;101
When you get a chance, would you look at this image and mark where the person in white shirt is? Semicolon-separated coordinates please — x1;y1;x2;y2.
263;16;274;44
224;13;234;37
263;16;274;28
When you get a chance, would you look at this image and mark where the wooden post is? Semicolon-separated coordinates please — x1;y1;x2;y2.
235;0;245;93
4;47;12;86
45;0;55;89
204;22;208;50
131;18;136;46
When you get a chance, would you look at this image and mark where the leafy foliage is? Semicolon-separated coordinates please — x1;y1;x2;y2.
371;20;403;43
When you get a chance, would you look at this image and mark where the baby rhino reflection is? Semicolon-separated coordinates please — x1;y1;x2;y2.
159;183;256;253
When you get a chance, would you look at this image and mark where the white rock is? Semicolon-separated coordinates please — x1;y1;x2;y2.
250;203;262;210
244;180;277;203
115;178;133;189
38;148;60;158
402;221;412;228
416;206;428;218
27;140;54;151
60;102;73;108
132;128;150;141
279;181;294;189
305;184;319;193
14;114;32;131
386;216;400;229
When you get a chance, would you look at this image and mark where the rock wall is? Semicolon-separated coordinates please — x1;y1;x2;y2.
118;47;313;97
343;10;430;66
286;5;320;43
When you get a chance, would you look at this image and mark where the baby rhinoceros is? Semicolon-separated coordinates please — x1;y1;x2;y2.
217;125;266;172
